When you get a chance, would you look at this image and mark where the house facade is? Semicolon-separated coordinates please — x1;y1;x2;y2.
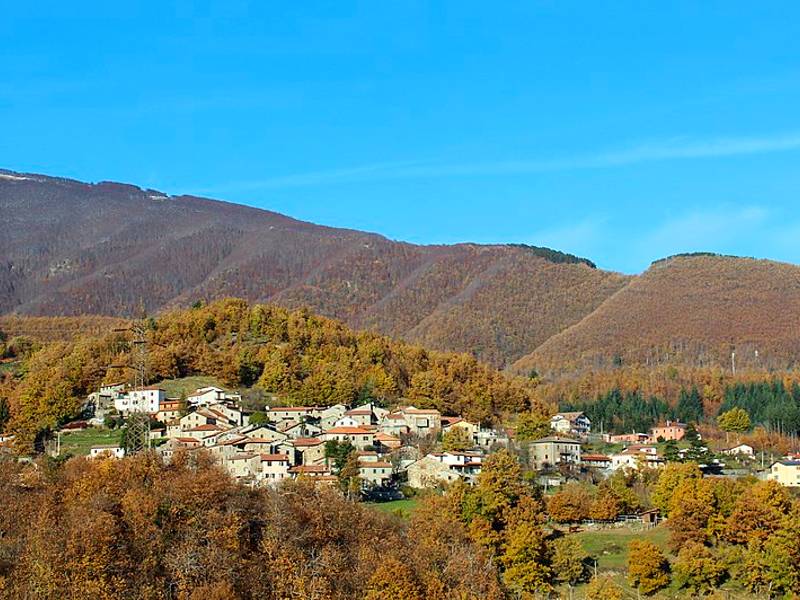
550;412;591;437
769;460;800;487
650;421;687;442
528;436;582;470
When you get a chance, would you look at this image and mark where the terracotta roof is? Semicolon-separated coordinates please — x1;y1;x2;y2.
582;454;611;461
228;453;257;460
244;437;278;444
375;432;400;441
293;437;323;447
175;437;201;444
289;465;330;474
360;461;392;468
552;412;585;420
220;436;249;446
269;406;315;412
260;453;290;462
184;424;222;432
324;427;373;435
345;409;372;415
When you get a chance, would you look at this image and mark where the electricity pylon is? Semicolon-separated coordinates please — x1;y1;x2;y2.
112;320;151;455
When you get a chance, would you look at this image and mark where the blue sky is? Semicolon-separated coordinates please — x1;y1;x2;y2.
2;2;800;273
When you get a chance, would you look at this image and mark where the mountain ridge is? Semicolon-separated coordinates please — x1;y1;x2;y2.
5;168;800;372
0;168;622;367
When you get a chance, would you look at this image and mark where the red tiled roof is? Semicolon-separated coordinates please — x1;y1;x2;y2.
260;453;290;462
228;453;257;460
175;437;201;444
184;424;221;432
581;454;611;461
375;432;400;440
269;406;315;412
289;465;330;474
293;437;323;447
324;427;373;435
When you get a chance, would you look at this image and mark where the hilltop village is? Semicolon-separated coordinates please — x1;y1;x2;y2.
64;382;800;495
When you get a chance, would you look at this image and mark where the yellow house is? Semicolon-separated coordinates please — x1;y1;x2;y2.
769;460;800;487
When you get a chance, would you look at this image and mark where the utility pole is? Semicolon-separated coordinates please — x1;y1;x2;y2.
112;320;151;455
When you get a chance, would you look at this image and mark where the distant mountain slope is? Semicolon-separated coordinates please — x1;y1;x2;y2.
0;169;626;366
513;255;800;375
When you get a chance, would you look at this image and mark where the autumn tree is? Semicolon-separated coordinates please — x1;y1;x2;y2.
723;480;792;545
514;411;552;441
717;407;751;443
500;520;552;597
442;427;473;452
588;484;621;522
364;558;423;600
652;462;702;516
550;536;589;588
338;451;362;500
584;574;623;600
547;483;591;524
672;542;726;594
627;540;670;595
666;477;716;549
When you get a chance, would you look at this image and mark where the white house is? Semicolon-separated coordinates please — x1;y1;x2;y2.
407;455;463;488
768;460;800;487
258;453;291;485
721;443;755;458
358;459;393;488
321;426;375;450
550;412;591;437
114;387;165;414
89;445;126;459
187;386;241;407
609;446;664;471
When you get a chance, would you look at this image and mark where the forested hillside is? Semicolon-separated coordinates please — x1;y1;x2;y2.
0;170;624;367
514;255;800;376
6;170;800;376
1;299;545;451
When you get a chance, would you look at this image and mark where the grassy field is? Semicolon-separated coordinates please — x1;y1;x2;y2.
575;524;670;571
58;427;123;456
157;375;225;398
367;498;420;519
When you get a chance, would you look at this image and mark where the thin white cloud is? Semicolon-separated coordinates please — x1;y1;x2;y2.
195;131;800;193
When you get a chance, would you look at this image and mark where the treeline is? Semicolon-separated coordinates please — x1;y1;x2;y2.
506;243;597;268
560;379;800;435
561;387;707;434
720;380;800;436
2;299;544;451
0;453;501;599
